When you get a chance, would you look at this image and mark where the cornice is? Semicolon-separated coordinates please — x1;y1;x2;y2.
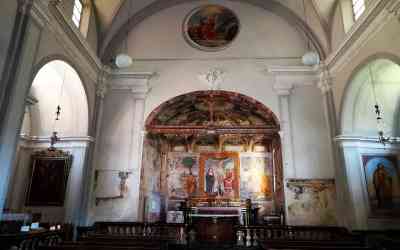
267;65;319;90
110;71;155;80
335;134;400;147
325;0;395;74
108;71;155;95
19;135;95;148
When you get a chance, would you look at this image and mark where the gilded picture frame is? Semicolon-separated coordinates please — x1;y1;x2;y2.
199;152;240;199
25;149;72;206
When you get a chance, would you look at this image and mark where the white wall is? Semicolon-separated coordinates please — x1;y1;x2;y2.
291;86;335;179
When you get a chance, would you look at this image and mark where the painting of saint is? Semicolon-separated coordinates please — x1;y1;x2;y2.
240;154;273;201
199;152;240;199
362;154;400;217
184;5;240;51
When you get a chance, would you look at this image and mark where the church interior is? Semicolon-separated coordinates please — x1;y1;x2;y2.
1;0;400;249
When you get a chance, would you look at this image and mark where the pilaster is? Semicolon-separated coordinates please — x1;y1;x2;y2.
273;83;295;179
317;63;350;227
108;71;154;221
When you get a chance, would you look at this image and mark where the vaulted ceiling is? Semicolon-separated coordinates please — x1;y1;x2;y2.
92;0;340;59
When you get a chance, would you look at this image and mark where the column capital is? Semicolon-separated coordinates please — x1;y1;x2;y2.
317;63;334;94
96;68;109;98
273;83;293;96
132;92;148;100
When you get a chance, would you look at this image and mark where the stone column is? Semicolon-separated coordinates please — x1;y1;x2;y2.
273;83;296;179
317;65;350;227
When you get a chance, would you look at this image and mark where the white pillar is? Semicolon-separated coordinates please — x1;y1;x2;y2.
130;93;147;221
274;84;296;179
317;65;350;227
83;68;108;225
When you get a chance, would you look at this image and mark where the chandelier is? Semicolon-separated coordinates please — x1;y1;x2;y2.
368;65;390;145
49;66;67;150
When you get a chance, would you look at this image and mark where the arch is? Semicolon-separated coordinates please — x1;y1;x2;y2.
140;90;284;221
145;90;280;133
30;55;92;131
28;59;89;136
100;0;326;61
340;53;400;136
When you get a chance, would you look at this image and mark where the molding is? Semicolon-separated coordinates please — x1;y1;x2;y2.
273;83;294;96
325;0;396;74
110;71;155;80
96;67;109;98
317;64;333;94
335;134;400;149
19;135;94;149
267;65;319;94
267;65;319;74
109;71;155;94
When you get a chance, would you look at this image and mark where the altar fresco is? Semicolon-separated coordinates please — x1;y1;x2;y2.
167;152;199;199
240;153;273;201
286;179;337;226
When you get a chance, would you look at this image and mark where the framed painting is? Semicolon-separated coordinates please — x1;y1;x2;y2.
25;149;72;206
183;5;240;51
362;154;400;217
199;152;240;199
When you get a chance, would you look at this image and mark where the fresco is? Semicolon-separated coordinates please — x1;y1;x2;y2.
240;153;273;201
145;192;163;222
286;179;337;226
146;91;279;129
167;152;199;199
362;154;400;217
142;141;162;194
184;5;240;51
199;152;240;199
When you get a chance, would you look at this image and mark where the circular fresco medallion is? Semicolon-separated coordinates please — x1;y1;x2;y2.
183;5;240;51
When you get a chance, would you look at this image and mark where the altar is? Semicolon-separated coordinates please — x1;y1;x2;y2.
189;207;240;243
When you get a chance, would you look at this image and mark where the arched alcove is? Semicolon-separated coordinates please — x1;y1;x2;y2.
341;58;400;137
140;90;284;222
338;57;400;229
6;60;90;224
25;60;89;137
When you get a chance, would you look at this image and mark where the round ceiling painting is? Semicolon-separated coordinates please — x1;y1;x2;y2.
184;5;240;51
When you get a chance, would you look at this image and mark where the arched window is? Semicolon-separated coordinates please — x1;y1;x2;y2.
352;0;366;20
72;0;92;37
72;0;83;28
